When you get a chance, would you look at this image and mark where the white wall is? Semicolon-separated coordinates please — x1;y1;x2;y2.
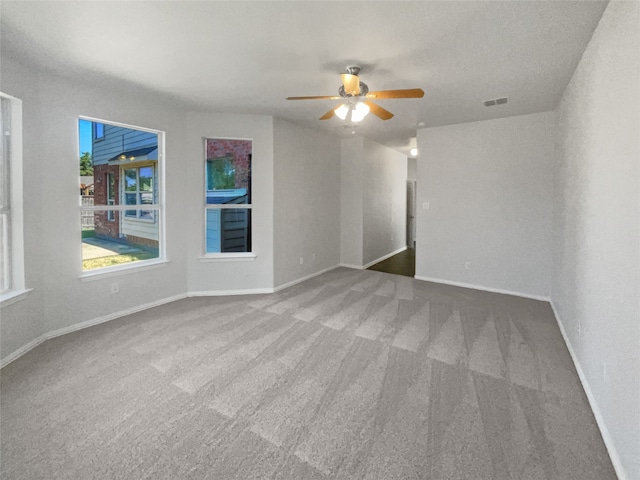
0;55;191;362
416;112;556;298
407;157;417;180
185;111;275;294
340;137;364;267
362;139;407;266
273;119;341;287
340;137;407;268
552;2;640;478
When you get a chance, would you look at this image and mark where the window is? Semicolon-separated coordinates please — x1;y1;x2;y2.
79;118;163;272
0;98;11;292
0;92;25;299
124;166;154;220
106;172;115;221
93;122;104;141
204;138;252;254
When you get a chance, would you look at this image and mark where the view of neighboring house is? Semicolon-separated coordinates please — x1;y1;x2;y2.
91;122;159;247
205;138;252;253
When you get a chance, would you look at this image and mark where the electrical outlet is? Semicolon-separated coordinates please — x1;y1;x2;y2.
422;202;430;210
464;261;471;270
602;363;607;383
110;282;119;294
299;257;304;265
578;321;581;338
312;253;316;261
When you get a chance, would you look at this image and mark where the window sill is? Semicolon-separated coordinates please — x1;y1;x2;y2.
198;253;256;262
80;259;169;282
0;288;33;307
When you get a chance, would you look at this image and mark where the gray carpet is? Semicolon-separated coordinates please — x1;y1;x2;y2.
0;268;617;479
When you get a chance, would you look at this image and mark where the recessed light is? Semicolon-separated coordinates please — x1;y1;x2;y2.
417;122;426;127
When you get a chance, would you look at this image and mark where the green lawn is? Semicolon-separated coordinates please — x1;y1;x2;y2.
82;229;96;239
82;251;157;271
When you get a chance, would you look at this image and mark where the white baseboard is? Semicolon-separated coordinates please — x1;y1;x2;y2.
363;246;407;270
549;301;628;480
413;275;550;302
339;247;408;271
274;265;340;292
0;293;187;368
338;263;364;270
0;335;49;369
1;267;347;368
188;288;274;296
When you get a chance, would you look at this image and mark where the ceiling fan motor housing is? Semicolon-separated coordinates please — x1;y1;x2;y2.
339;82;369;98
340;65;368;97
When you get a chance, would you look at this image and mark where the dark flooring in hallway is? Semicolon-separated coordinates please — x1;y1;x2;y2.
368;247;415;277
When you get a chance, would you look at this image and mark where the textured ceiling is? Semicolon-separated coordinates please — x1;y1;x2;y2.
1;1;607;155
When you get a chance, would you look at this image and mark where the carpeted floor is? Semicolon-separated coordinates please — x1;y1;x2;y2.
368;247;415;277
0;268;616;479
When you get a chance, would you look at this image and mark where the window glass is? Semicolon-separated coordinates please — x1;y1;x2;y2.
0;92;25;297
79;119;162;272
204;138;252;253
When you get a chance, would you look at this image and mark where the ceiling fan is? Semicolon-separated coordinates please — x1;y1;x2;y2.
286;65;424;122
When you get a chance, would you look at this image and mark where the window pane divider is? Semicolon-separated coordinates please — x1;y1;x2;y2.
80;204;160;211
204;204;252;209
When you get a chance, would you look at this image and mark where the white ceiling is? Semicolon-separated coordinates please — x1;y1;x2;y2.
1;1;607;155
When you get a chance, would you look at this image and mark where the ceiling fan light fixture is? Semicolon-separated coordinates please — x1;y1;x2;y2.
351;102;370;122
335;103;349;120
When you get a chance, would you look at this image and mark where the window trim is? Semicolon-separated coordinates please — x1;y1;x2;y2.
79;116;165;277
0;92;26;302
203;137;253;256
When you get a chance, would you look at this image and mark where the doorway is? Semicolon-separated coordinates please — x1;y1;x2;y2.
406;179;416;248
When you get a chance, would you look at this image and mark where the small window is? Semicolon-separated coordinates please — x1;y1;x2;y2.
124;166;155;220
204;138;252;254
93;123;105;141
106;172;115;221
79;118;163;272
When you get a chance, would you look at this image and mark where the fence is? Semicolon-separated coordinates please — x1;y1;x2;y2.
81;196;94;229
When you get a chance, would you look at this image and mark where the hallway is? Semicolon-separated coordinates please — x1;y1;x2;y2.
367;248;415;277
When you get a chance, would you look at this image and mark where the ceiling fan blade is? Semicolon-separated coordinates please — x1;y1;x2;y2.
365;101;394;120
319;107;337;120
366;88;425;99
341;74;360;96
286;95;341;100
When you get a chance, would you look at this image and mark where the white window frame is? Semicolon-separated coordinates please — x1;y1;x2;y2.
0;92;27;303
203;137;254;259
79;116;166;277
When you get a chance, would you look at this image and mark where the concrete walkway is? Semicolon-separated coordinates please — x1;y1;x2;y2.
82;237;144;260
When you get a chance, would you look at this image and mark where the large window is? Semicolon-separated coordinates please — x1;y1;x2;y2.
0;93;25;299
204;138;252;254
79;118;163;272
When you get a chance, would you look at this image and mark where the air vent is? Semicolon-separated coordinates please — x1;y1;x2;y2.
484;96;509;107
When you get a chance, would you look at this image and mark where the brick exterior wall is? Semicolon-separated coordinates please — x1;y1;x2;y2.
93;164;121;240
124;235;158;248
206;139;252;194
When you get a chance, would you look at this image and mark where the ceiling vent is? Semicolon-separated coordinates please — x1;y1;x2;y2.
484;97;509;107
